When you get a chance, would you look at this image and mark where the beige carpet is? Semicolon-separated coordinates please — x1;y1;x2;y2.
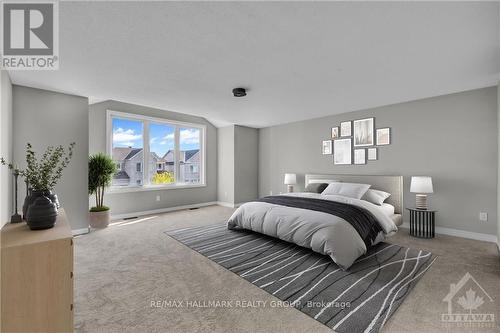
74;205;500;333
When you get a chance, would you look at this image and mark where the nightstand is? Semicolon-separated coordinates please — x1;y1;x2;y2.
406;207;436;239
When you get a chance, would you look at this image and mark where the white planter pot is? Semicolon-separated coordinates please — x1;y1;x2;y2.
89;210;110;229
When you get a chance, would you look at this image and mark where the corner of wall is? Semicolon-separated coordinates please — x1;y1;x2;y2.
0;70;13;228
0;69;13;329
216;125;259;205
233;125;259;204
217;125;235;205
497;82;500;249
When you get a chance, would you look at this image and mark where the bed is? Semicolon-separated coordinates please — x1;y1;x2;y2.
227;174;403;270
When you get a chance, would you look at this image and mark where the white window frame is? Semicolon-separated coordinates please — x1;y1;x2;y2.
106;110;207;193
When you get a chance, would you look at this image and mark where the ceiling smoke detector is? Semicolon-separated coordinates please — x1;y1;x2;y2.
232;88;246;97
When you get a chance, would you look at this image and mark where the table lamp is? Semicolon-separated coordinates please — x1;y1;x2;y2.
284;173;297;193
410;176;433;210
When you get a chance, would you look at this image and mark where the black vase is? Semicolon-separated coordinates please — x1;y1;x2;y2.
47;192;60;208
23;190;60;219
22;188;33;219
26;195;58;230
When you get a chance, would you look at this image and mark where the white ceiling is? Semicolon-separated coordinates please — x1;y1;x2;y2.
9;1;500;128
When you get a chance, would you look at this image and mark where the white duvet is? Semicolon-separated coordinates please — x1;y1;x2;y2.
227;192;398;270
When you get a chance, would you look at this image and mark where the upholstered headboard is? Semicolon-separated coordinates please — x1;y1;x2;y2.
305;174;404;214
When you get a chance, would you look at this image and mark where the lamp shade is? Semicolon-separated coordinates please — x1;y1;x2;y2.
284;173;297;185
410;176;433;193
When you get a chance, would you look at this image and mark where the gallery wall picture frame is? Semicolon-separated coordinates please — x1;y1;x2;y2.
322;140;332;155
331;127;339;139
367;147;377;160
376;127;391;145
340;121;352;137
333;138;352;165
353;117;374;147
354;149;366;165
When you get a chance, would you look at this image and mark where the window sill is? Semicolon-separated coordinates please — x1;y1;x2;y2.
107;183;206;194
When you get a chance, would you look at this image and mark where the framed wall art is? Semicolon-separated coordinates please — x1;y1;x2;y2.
354;149;366;165
333;138;352;165
340;121;351;137
322;140;332;155
353;117;374;147
331;127;339;139
367;147;378;160
376;128;391;145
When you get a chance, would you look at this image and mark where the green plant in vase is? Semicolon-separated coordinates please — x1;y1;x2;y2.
1;142;76;229
88;153;116;228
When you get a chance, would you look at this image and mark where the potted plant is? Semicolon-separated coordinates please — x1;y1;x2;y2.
88;153;116;228
1;142;76;230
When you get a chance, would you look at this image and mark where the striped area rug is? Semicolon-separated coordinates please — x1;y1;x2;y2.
166;224;436;333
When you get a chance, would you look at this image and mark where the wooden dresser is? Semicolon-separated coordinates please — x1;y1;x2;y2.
1;209;74;333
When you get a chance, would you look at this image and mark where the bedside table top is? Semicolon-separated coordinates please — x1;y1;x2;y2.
406;207;437;212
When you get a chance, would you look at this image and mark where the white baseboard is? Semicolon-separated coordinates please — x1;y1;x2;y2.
400;222;498;243
72;227;90;236
216;201;234;208
216;201;245;208
110;201;218;221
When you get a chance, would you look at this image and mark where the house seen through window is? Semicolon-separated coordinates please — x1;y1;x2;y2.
109;111;204;188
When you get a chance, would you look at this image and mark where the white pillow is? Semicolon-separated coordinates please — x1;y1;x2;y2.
362;189;391;206
321;182;371;199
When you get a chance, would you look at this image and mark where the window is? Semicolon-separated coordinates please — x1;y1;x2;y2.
110;117;143;187
179;127;201;184
107;110;205;190
149;122;175;185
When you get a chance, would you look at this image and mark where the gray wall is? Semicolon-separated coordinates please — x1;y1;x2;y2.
13;86;89;230
259;87;498;236
89;100;217;215
498;83;500;245
217;126;234;204
216;125;259;205
0;70;12;227
234;125;259;204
